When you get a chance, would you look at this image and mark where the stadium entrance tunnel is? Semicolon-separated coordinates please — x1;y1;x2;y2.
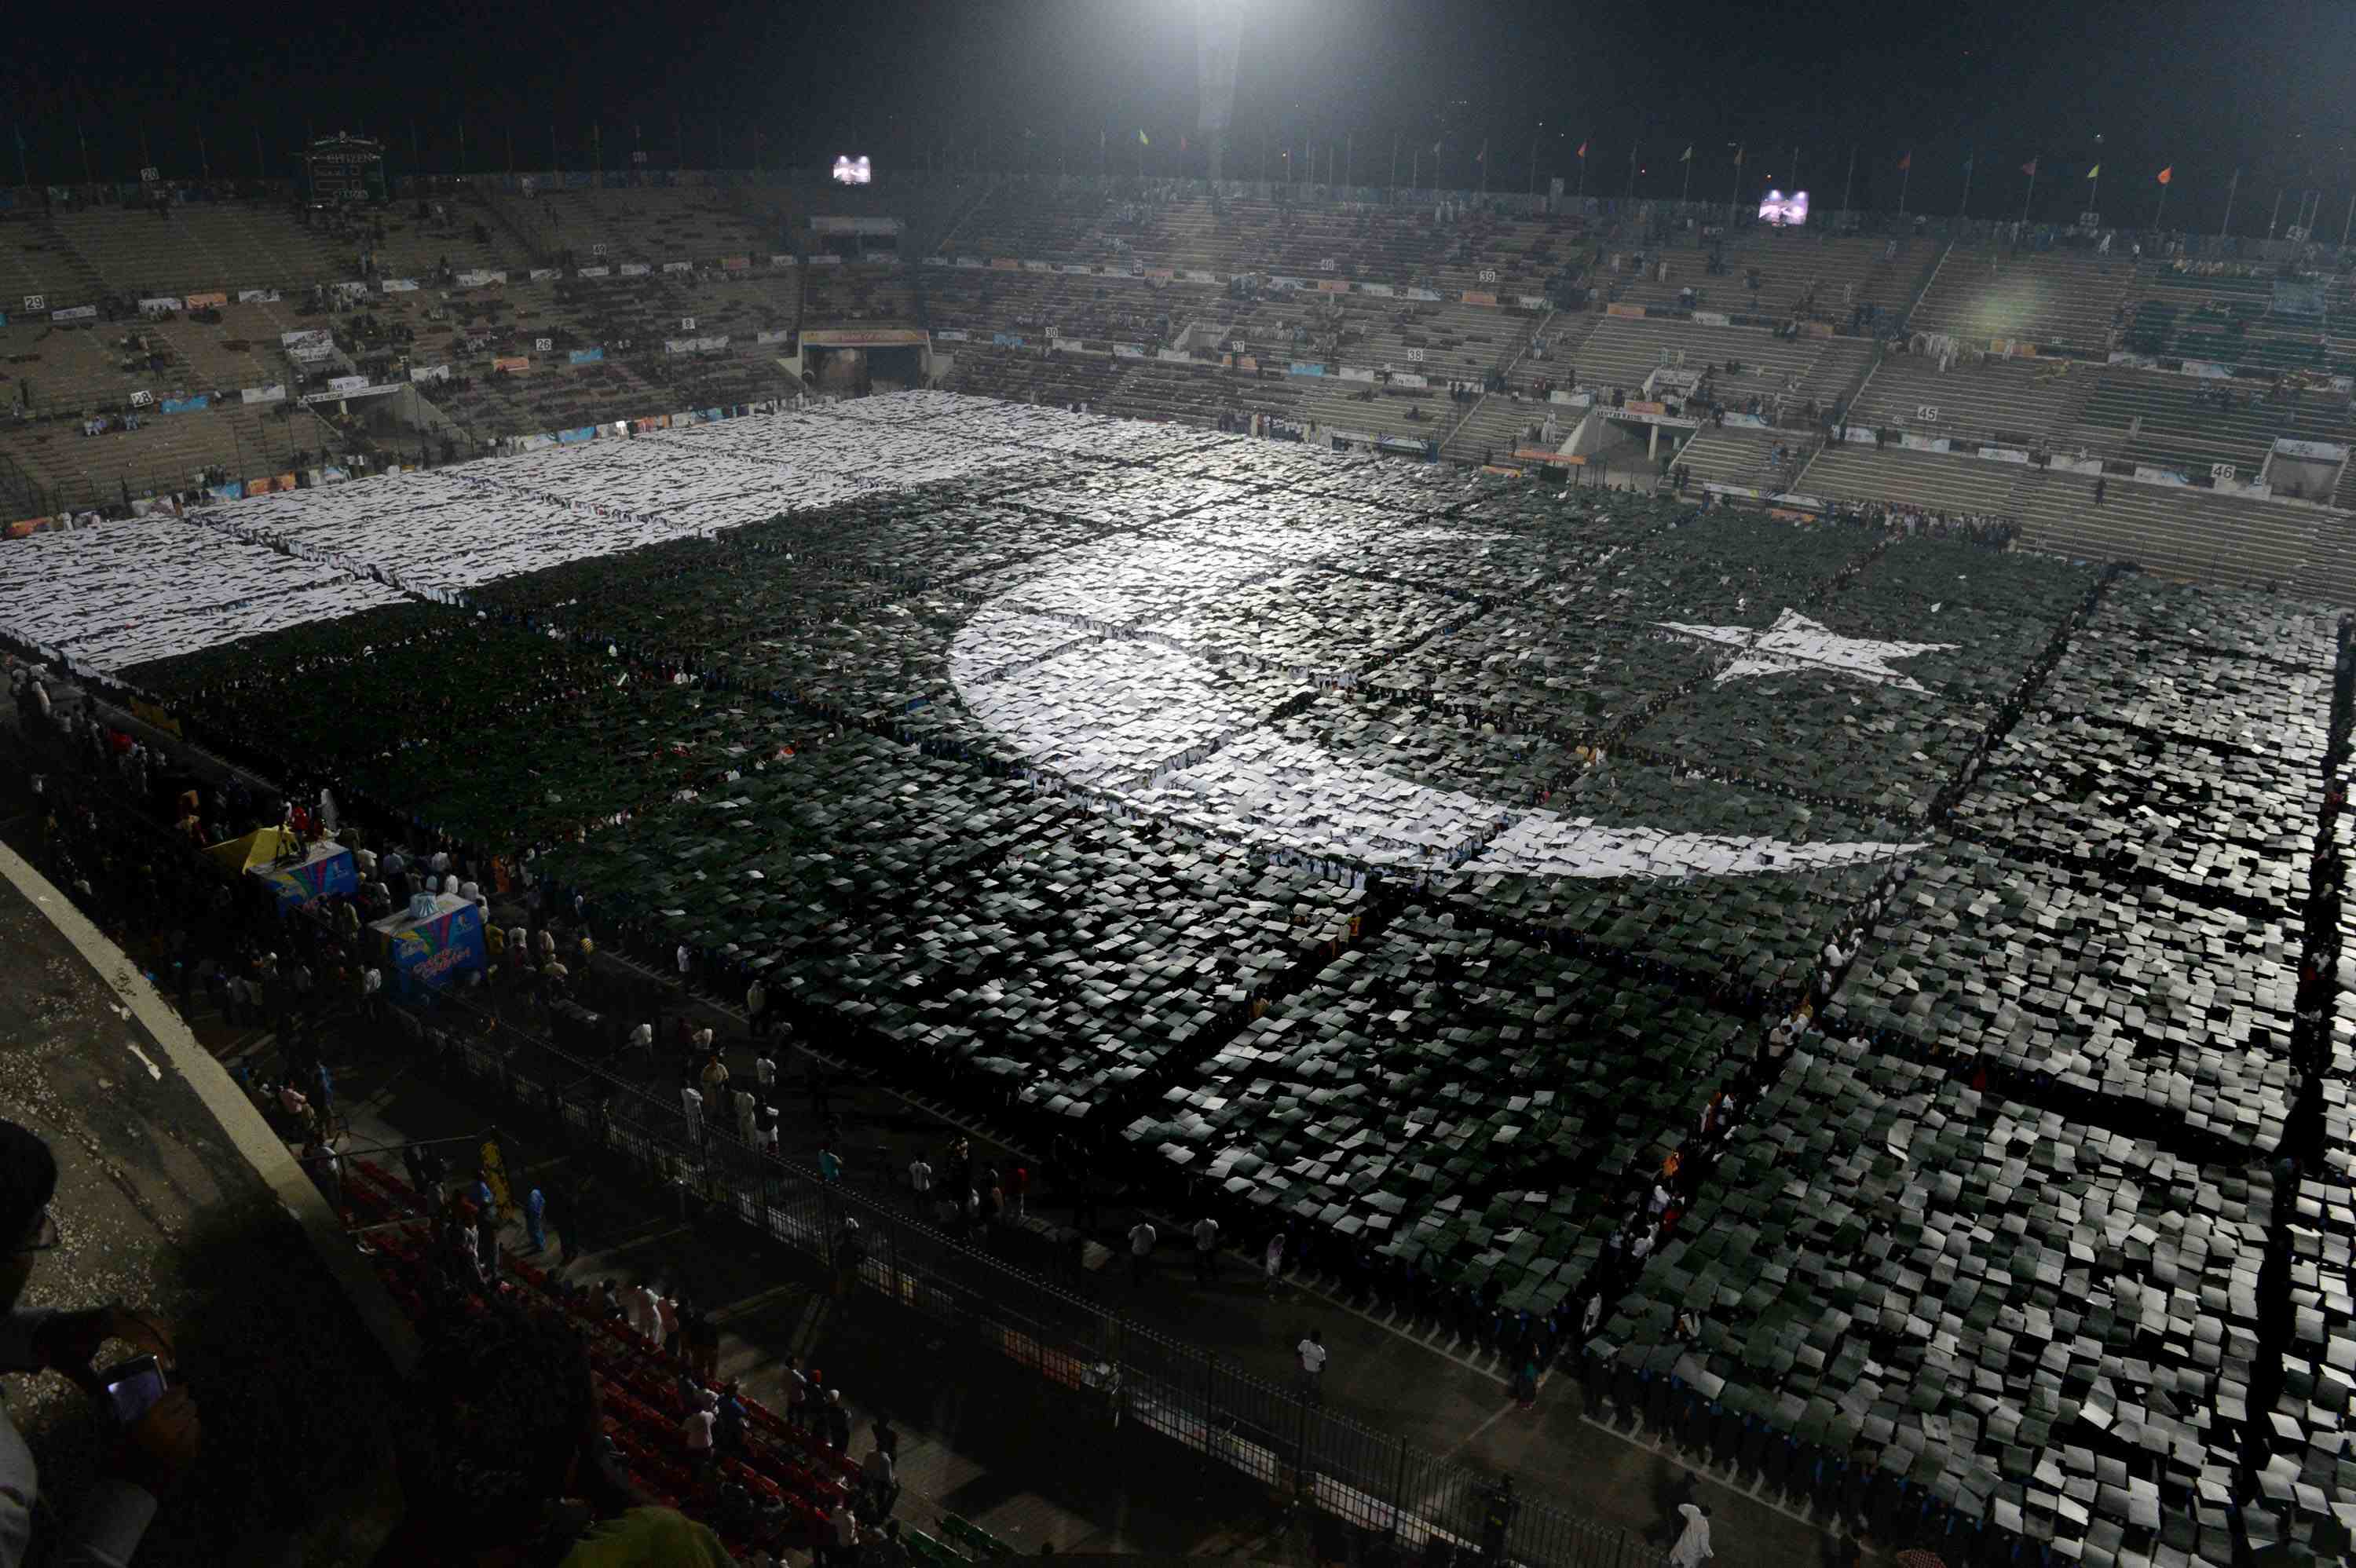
802;336;927;396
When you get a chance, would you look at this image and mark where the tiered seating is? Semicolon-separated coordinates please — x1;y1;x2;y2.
1844;352;2083;444
924;269;1208;345
364;194;540;280
1672;424;1790;489
0;212;105;306
144;302;305;391
1573;316;1824;413
1289;380;1445;443
1792;334;1875;403
2069;370;2356;479
1907;246;2132;351
1107;356;1303;428
363;272;800;440
1337;299;1534;384
339;1160;844;1561
1439;386;1579;466
485;187;775;269
2008;469;2322;587
945;343;1132;410
49;203;346;297
2121;264;2343;375
0;318;166;413
6;400;322;505
1599;231;1936;326
800;264;916;325
2297;510;2356;606
1794;443;2031;514
948;180;1119;265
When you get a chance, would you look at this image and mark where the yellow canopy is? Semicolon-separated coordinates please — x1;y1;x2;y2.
203;827;295;874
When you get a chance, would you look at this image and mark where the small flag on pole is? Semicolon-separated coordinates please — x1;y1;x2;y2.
1180;133;1187;152
1734;147;1745;166
1575;141;1588;159
1137;129;1149;147
2156;166;2171;185
1963;154;1974;173
2085;163;2100;180
1679;145;1693;163
1476;140;1487;164
1897;152;1910;170
2021;156;2037;177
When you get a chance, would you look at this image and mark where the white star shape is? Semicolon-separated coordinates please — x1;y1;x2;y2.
1653;607;1956;693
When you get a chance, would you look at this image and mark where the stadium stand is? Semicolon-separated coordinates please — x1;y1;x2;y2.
1436;389;1556;464
0;211;106;305
46;201;347;298
1905;244;2132;351
800;261;916;325
5;398;327;500
1796;441;2032;514
1574;315;1827;415
2068;367;2356;478
1673;423;1794;490
2007;469;2321;587
1842;349;2085;445
2120;261;2346;375
482;185;777;269
1597;229;1937;327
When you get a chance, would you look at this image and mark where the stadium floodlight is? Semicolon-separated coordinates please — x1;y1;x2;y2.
832;155;873;186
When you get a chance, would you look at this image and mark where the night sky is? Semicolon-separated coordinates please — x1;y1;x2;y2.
9;0;2354;233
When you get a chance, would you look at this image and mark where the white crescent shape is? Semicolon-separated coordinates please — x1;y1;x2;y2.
950;545;1924;880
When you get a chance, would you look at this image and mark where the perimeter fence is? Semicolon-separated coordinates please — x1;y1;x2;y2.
393;991;1644;1568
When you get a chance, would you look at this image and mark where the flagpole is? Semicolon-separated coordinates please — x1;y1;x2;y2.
1576;144;1586;199
1897;155;1911;218
1390;133;1399;199
2154;177;2168;232
1681;148;1692;207
1409;145;1417;193
2089;166;2098;214
2222;169;2238;237
2268;188;2284;239
1959;157;1974;217
2343;191;2354;250
1840;144;1856;223
1626;137;1637;197
1345;131;1353;189
1729;144;1743;229
2021;160;2037;224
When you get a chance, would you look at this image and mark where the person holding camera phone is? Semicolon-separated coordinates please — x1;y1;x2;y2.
0;1118;199;1567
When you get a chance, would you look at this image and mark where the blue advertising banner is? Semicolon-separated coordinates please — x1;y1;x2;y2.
160;394;210;414
382;900;487;996
569;347;605;365
263;846;357;912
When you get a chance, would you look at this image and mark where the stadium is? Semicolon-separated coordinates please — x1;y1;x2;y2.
0;4;2351;1567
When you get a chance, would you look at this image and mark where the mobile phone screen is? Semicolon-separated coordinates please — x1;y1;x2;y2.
104;1361;166;1425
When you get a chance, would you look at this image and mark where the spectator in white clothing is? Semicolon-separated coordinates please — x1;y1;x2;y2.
1667;1502;1712;1566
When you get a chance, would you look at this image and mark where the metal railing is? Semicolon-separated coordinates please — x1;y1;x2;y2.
394;991;1642;1568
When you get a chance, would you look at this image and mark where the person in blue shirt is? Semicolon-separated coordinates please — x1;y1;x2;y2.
524;1186;547;1253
